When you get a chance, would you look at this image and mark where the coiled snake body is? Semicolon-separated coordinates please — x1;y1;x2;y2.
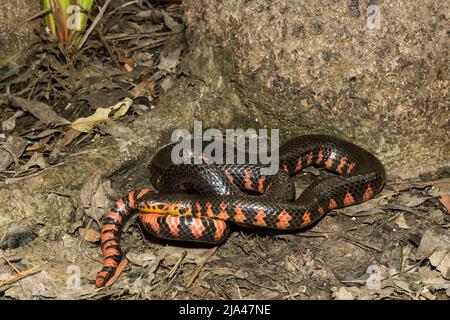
95;135;386;287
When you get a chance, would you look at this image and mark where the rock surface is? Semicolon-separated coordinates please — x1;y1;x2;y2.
0;0;41;62
182;0;449;179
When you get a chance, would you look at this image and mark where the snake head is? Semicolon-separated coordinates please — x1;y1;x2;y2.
148;141;179;188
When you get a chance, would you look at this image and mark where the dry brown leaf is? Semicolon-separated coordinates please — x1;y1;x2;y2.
87;181;112;224
157;42;184;73
61;128;82;146
11;96;70;126
19;152;47;171
80;169;103;224
332;287;355;300
24;129;61;140
131;79;157;98
25;136;52;152
416;227;450;260
70;98;132;132
162;11;185;33
394;213;410;229
335;196;388;216
0;135;28;170
1;110;24;132
398;193;429;207
429;250;450;279
78;228;100;243
126;252;158;267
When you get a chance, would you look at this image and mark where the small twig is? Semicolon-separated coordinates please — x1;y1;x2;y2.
167;250;187;279
12;8;52;28
241;236;296;275
228;237;250;255
104;0;141;20
243;277;282;291
2;257;20;274
99;33;120;68
0;265;41;290
128;38;169;52
29;8;52;21
341;236;384;253
185;246;218;288
147;251;185;290
281;291;302;300
77;0;113;50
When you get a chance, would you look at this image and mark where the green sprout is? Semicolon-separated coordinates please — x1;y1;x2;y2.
42;0;94;45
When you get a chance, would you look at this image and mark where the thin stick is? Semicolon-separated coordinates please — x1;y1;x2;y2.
281;291;302;300
167;250;187;279
185;246;218;288
25;8;52;23
2;257;20;274
104;0;140;20
0;265;41;290
77;0;112;50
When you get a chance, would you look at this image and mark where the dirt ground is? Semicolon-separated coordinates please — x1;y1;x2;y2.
0;1;449;300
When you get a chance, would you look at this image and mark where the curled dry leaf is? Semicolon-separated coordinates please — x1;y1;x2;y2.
397;192;429;207
126;21;164;34
19;152;47;172
87;181;112;224
394;213;410;229
70;97;133;133
61;128;82;146
157;42;184;73
24;129;61;140
80;169;104;224
332;287;355;300
429;250;450;279
126;252;158;268
416;226;450;260
0;135;28;170
1;110;24;132
162;11;185;33
10;96;70;127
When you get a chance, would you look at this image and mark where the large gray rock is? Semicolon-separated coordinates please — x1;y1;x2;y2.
182;0;449;179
